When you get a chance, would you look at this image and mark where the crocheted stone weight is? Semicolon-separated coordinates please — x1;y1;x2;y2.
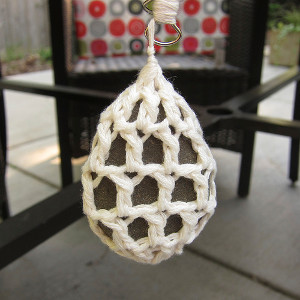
82;45;217;265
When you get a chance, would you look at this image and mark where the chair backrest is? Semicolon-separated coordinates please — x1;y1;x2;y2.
226;0;269;87
50;0;268;89
73;0;230;58
48;0;269;159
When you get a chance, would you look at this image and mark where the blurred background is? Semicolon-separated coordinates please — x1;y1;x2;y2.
0;0;299;299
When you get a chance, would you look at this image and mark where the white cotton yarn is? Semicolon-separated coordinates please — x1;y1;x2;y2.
153;0;181;24
82;19;217;264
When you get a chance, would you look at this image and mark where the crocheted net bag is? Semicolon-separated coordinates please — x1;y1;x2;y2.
82;20;217;264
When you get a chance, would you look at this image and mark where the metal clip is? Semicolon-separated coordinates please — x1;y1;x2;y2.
143;0;182;47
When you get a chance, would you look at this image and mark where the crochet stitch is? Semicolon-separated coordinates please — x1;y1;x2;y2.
82;19;217;264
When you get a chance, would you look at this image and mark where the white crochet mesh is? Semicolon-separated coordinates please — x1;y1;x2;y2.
82;20;217;264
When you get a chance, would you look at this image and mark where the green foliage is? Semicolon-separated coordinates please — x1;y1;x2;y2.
276;9;300;39
268;3;300;35
2;46;52;63
284;9;300;27
268;3;282;29
2;45;24;62
38;47;52;62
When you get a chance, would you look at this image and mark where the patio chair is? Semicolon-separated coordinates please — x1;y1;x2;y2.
50;0;269;196
0;0;300;269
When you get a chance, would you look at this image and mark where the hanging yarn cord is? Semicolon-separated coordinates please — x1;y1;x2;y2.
144;0;180;24
143;0;182;46
81;4;217;265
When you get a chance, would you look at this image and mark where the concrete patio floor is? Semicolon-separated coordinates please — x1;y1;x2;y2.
0;59;299;299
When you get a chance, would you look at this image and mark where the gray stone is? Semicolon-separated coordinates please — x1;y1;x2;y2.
93;105;199;240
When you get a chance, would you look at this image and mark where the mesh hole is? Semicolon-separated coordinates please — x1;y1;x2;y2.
128;100;142;122
98;221;113;239
128;218;149;240
170;126;176;134
172;177;196;203
178;135;197;164
105;134;126;166
164;214;183;236
91;172;97;180
156;103;167;123
143;136;164;164
137;129;144;137
94;177;117;210
208;172;213;201
179;108;184;120
132;176;159;206
125;172;138;179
